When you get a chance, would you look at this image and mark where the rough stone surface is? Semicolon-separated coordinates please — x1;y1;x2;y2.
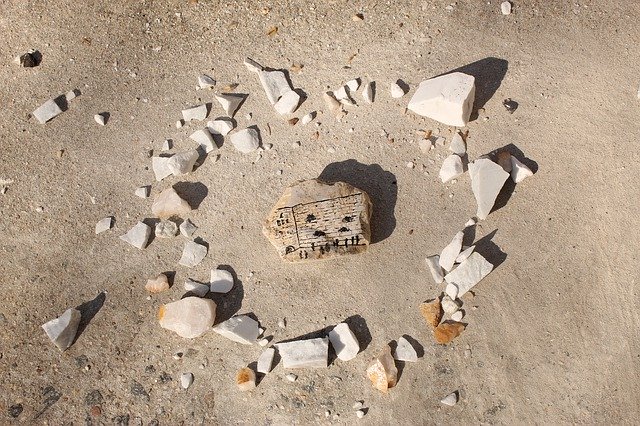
276;337;329;368
215;94;244;117
94;113;106;126
439;155;464;183
444;252;494;296
426;255;444;284
445;283;459;300
33;99;63;124
135;186;150;198
120;221;151;249
167;150;198;176
178;241;207;267
257;69;291;105
362;81;375;103
301;111;316;125
450;132;466;155
469;158;509;220
366;345;398;392
210;269;234;293
179;219;197;237
158;297;216;338
328;322;360;361
198;74;216;89
390;80;407;98
394;336;418;362
152;157;173;181
230;128;260;153
274;90;301;115
182;104;208;122
419;298;443;329
145;273;169;293
257;347;276;374
180;372;194;389
407;72;476;126
455;245;475;264
152;187;192;219
189;129;216;153
155;220;178;238
42;308;81;351
213;315;259;345
441;392;458;406
501;1;512;15
510;156;534;183
439;231;464;272
95;217;112;234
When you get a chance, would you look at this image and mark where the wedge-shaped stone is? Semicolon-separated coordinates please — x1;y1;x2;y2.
440;231;463;272
408;72;475;127
215;93;244;117
257;347;276;374
441;392;458;406
444;252;493;296
198;74;216;89
178;240;207;267
274;90;300;115
258;69;292;105
189;129;216;153
158;297;216;338
419;298;443;329
120;221;151;249
184;279;209;297
213;315;259;345
207;118;235;136
394;336;418;362
152;157;173;181
510;156;533;183
450;132;466;155
135;186;150;198
433;321;465;344
152;188;192;219
439;155;464;183
469;158;509;220
155;220;178;238
179;219;197;237
210;269;234;293
328;323;359;361
182;104;207;122
42;308;81;351
236;367;256;391
167;150;198;176
33;99;63;124
276;337;329;368
426;255;444;284
366;345;397;392
263;179;372;262
230;128;260;153
95;217;112;234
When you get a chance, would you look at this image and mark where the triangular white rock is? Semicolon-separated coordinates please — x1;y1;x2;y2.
444;252;493;296
439;231;463;272
198;74;216;89
276;337;329;368
215;94;244;117
450;132;466;155
178;240;207;267
257;347;276;374
408;72;475;127
184;279;209;297
439;155;464;183
189;129;216;153
257;70;292;105
182;104;208;122
441;392;458;406
510;156;533;183
120;221;151;249
328;323;359;361
207;118;235;136
213;315;259;345
152;157;173;181
362;81;375;103
425;255;444;284
95;217;112;234
210;269;234;293
151;188;191;219
42;308;81;351
179;219;197;237
167;150;198;176
393;337;418;362
456;245;475;264
469;158;509;220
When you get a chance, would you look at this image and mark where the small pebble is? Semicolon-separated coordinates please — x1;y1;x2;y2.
406;161;415;169
258;337;271;346
441;391;458;406
173;351;184;360
94;113;107;126
277;318;286;328
352;401;363;409
356;410;365;418
501;1;512;15
285;373;298;382
180;372;194;389
35;206;44;213
176;120;184;128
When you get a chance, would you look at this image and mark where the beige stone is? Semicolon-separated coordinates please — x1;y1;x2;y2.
366;345;398;393
419;298;443;328
158;297;216;338
145;273;169;293
151;187;192;219
236;367;256;391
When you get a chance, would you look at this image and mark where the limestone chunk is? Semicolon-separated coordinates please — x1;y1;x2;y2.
198;74;216;89
419;298;443;328
215;93;244;117
276;337;329;368
451;311;464;322
33;99;63;124
445;283;459;300
42;308;81;351
210;269;234;293
439;155;464;183
94;113;106;126
393;336;418;362
444;252;494;296
236;367;256;391
257;347;276;374
390;80;407;98
323;91;342;113
207;117;235;136
455;245;475;264
180;372;194;389
263;179;372;262
189;129;216;153
230;128;260;153
146;273;170;293
419;138;433;154
426;255;444;284
152;157;173;181
182;104;208;122
439;231;464;272
441;295;461;314
328;322;360;361
510;156;533;183
155;220;178;238
408;72;476;127
274;90;301;114
135;186;150;198
257;69;292;105
468;158;509;220
362;81;375;103
346;78;361;92
450;132;466;155
158;297;216;338
501;1;512;15
441;392;458;406
179;219;197;237
152;188;191;219
301;111;316;125
167;150;198;176
433;321;465;344
497;151;512;172
178;240;207;267
120;221;152;249
366;345;397;392
213;315;259;345
184;279;209;297
95;217;113;234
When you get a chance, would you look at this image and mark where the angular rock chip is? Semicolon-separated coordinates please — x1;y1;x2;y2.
274;90;301;115
394;336;418;362
184;279;209;297
152;187;192;219
433;321;465;344
445;283;459;300
178;240;207;267
146;273;169;293
189;129;216;153
263;179;372;262
419;298;443;329
455;245;475;264
33;99;63;124
510;156;533;183
207;117;235;136
236;367;256;391
230;128;260;154
469;158;509;220
94;113;106;126
167;150;198;176
16;50;39;67
179;219;197;237
366;345;398;393
213;315;259;345
158;297;216;338
426;255;444;284
152;157;173;181
301;111;316;125
440;231;464;272
408;72;476;127
441;391;458;406
451;311;464;322
257;347;276;374
346;78;361;92
215;93;244;117
441;295;461;314
198;74;216;89
328;322;360;361
390;80;407;98
334;86;355;105
210;269;234;293
362;81;375;103
180;372;194;389
450;132;466;155
135;186;150;199
323;91;342;113
95;217;113;234
276;337;329;368
444;252;494;296
155;220;178;238
439;155;464;183
182;104;208;122
501;1;512;15
257;69;292;105
42;308;81;351
120;221;152;249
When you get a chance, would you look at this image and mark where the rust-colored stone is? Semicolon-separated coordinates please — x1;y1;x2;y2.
433;321;465;344
419;297;443;329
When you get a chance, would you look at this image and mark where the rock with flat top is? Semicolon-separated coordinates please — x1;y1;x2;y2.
198;74;216;89
180;219;197;237
152;188;191;219
444;252;494;296
182;104;208;122
155;220;178;238
445;283;459;300
146;273;169;293
189;129;216;153
451;311;464;321
276;337;329;368
439;155;464;183
450;132;466;155
95;217;113;234
274;90;301;114
439;231;463;272
394;336;418;362
210;269;234;293
135;186;150;198
215;94;244;117
441;295;461;314
42;308;81;351
510;156;533;183
120;221;151;249
158;297;216;338
328;323;359;361
469;158;509;220
230;128;260;153
236;367;256;391
167;150;198;176
207;118;235;136
257;69;292;105
366;345;397;392
180;372;194;389
184;279;209;297
152;157;173;181
434;321;465;344
263;179;372;262
257;347;276;374
33;99;63;124
213;315;259;345
178;240;207;267
408;72;476;127
426;255;444;284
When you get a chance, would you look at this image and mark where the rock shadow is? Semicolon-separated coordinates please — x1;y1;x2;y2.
318;160;397;243
173;182;208;210
73;292;106;344
209;265;244;325
473;229;507;271
343;315;372;353
141;218;160;246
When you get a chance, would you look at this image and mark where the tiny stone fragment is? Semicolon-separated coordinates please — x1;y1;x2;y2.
182;104;208;122
418;138;433;154
184;279;209;297
155;220;178;238
276;337;329;368
198;74;216;89
33;99;63;124
445;283;459;300
419;298;443;328
236;367;256;391
390;80;407;98
257;347;276;373
16;49;39;67
439;155;464;183
152;187;192;219
394;336;418;362
95;217;113;234
180;372;194;389
449;132;466;155
158;297;216;338
120;221;152;249
433;321;465;344
441;295;461;314
213;315;260;345
145;273;170;293
210;269;234;293
510;156;533;183
356;410;365;418
328;322;360;361
366;345;398;392
301;111;316;125
189;129;216;153
451;311;464;322
135;186;150;198
42;308;81;351
178;240;207;267
230;128;261;153
285;373;298;382
426;255;444;284
179;219;197;237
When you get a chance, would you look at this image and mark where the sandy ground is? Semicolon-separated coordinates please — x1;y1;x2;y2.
1;0;639;424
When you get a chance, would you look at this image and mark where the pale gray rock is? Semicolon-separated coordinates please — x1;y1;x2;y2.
167;150;198;176
393;336;418;362
510;155;533;183
95;217;112;234
444;252;494;296
182;104;207;122
441;295;461;314
184;279;209;297
439;231;464;272
362;81;375;103
207;117;235;136
65;90;79;101
274;90;300;114
161;139;172;151
213;315;259;345
158;297;216;338
328;323;359;361
178;241;207;267
408;72;476;126
426;255;444;284
469;158;509;220
243;57;264;73
257;69;292;105
276;337;329;368
198;74;216;89
390;80;407;98
135;186;150;199
180;372;194;389
189;129;216;153
445;283;459;300
501;1;512;15
285;373;298;382
451;311;464;321
230;128;260;153
33;99;63;124
450;132;466;155
151;187;192;218
210;269;234;293
94;113;106;126
456;245;475;264
439;155;464;183
179;219;197;237
418;138;433;154
215;94;244;117
441;392;458;406
257;347;276;374
152;156;173;181
42;308;81;351
346;78;361;92
155;220;178;238
120;221;151;249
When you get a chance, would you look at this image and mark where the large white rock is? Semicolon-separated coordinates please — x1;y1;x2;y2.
439;155;464;183
230;128;260;153
207;118;235;136
257;69;292;105
182;104;208;122
439;231;463;272
274;90;301;115
510;156;533;183
179;240;207;267
120;221;151;249
393;336;418;362
95;217;112;234
189;129;216;153
407;72;476;127
184;279;209;297
215;94;244;117
42;308;81;351
456;245;475;264
444;252;494;296
152;157;173;181
469;158;509;220
210;269;234;293
152;188;192;219
426;255;444;284
33;99;63;124
167;150;198;176
213;315;259;345
257;347;276;374
328;323;359;361
158;297;216;338
276;337;329;368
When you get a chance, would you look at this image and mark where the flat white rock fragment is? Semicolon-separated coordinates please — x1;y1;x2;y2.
230;128;260;153
210;269;234;293
257;69;292;105
445;283;459;300
394;336;418;362
441;392;458;406
444;252;494;296
189;129;216;153
469;158;509;220
450;132;466;155
274;90;301;115
120;221;151;249
276;337;329;368
180;372;194;389
207;118;235;136
328;323;360;361
95;217;112;234
213;315;259;345
155;220;178;238
152;188;192;219
180;219;197;237
182;104;208;122
257;347;276;374
167;150;198;176
159;297;216;338
456;245;475;264
390;80;407;98
510;156;533;183
439;155;464;183
33;99;63;124
215;94;244;117
439;231;464;272
426;255;444;284
94;113;106;126
135;186;150;199
152;157;173;181
179;240;207;267
501;1;512;15
301;111;316;125
42;308;81;351
346;78;361;92
408;72;476;127
184;279;209;297
362;81;375;103
198;74;216;89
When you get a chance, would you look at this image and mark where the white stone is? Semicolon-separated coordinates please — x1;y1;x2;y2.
230;128;260;153
152;156;173;181
418;138;433;154
179;240;207;267
198;74;216;89
95;217;112;234
120;221;151;249
213;315;260;345
215;94;244;117
346;78;361;92
42;308;81;351
274;90;301;114
469;158;509;220
155;220;178;238
362;81;375;103
353;401;363;410
257;70;292;105
465;218;477;228
65;90;78;101
439;155;464;183
33;99;63;124
161;139;172;151
408;72;476;127
152;188;192;218
435;136;446;147
258;337;271;346
158;297;216;338
180;372;194;389
426;255;444;284
445;283;459;300
450;132;466;155
207;118;235;136
444;252;494;296
441;295;461;314
176;119;184;128
510;156;533;183
135;186;150;199
145;273;169;293
180;219;197;237
244;57;263;73
182;104;208;122
439;231;463;272
184;279;209;297
276;337;329;368
451;311;464;322
356;410;365;418
189;129;216;153
501;1;512;15
456;245;475;264
333;86;351;103
285;373;298;382
210;269;234;293
390;80;407;98
301;111;316;125
167;150;198;176
323;91;342;113
278;318;286;328
257;347;276;373
394;336;418;362
94;113;106;126
328;323;360;361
